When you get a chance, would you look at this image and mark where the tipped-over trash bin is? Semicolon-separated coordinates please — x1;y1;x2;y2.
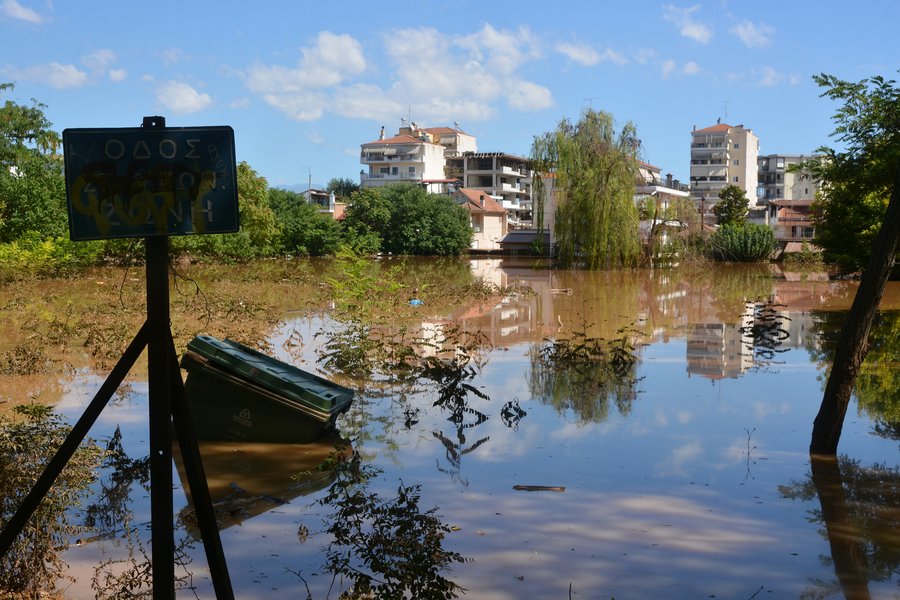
180;334;353;443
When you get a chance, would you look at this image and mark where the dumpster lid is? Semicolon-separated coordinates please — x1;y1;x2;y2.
184;335;353;413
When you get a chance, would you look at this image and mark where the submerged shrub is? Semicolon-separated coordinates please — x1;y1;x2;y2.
708;222;775;262
0;404;102;596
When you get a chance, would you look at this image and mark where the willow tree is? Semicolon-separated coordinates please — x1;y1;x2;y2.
532;109;641;269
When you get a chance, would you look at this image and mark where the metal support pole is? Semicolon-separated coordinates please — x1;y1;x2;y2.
146;234;175;597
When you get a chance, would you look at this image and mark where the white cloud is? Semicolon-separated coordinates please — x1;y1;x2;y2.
555;41;628;67
455;24;540;75
661;59;676;79
246;25;553;125
246;31;365;94
731;20;774;48
662;4;713;44
2;0;45;24
683;61;701;75
633;48;658;65
159;48;188;66
758;66;783;86
10;62;88;88
229;97;251;109
155;81;212;114
556;41;602;66
82;49;117;73
507;80;553;111
108;69;127;82
331;83;403;122
261;91;327;121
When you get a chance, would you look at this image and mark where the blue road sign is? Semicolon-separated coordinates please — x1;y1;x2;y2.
63;126;239;240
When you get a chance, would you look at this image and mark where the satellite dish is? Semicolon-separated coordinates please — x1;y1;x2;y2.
411;121;418;129
401;117;408;126
454;121;461;129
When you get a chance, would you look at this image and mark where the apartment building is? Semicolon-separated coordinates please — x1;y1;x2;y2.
359;123;476;194
689;122;759;206
757;154;818;204
447;152;534;228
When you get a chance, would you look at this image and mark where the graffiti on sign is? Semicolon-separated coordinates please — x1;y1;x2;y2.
63;126;239;240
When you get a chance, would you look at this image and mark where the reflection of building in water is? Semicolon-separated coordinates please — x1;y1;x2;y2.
686;305;754;380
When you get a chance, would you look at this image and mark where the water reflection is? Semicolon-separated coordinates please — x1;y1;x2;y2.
779;456;900;599
174;434;347;535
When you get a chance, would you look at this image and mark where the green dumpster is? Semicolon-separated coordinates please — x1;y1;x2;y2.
180;335;353;443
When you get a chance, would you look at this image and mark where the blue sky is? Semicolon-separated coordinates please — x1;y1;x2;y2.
2;0;898;189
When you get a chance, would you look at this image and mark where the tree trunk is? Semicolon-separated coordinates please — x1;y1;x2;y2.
810;170;900;454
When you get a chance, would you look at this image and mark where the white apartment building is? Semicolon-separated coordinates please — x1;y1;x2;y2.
359;124;476;194
757;154;819;204
690;122;759;207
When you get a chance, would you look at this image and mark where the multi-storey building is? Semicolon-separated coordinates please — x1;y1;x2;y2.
757;154;818;204
689;122;759;207
359;124;476;194
447;152;533;228
360;124;534;228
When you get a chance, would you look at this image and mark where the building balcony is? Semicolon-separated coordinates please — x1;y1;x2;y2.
361;172;421;184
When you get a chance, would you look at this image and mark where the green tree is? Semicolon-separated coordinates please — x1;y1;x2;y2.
804;72;900;454
803;72;900;274
342;187;391;254
268;187;342;256
0;83;67;242
380;183;470;256
342;184;471;256
532;108;640;269
712;184;749;225
325;177;359;201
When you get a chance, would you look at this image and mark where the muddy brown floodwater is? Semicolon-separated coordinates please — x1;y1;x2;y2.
2;257;899;599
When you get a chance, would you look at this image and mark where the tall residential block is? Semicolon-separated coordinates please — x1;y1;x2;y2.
689;122;759;207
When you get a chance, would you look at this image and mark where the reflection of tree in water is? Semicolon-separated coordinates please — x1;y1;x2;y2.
739;300;791;366
297;448;470;599
779;456;900;598
419;333;492;487
528;327;640;423
83;426;150;536
807;311;900;443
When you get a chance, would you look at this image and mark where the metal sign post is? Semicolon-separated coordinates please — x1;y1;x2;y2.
0;116;236;598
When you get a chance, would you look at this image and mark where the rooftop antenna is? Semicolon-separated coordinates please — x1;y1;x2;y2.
722;100;731;123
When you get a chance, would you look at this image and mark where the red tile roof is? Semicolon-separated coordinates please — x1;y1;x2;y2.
693;123;742;134
362;134;432;146
455;188;506;215
425;126;469;136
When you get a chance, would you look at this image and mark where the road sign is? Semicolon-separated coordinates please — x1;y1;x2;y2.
63;126;239;240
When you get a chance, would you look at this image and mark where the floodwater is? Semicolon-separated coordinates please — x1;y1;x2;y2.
3;258;900;599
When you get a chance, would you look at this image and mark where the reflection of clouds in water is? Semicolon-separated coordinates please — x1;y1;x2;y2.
750;400;792;420
449;488;785;600
676;411;694;424
656;440;703;476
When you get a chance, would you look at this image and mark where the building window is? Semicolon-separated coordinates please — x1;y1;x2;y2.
733;159;740;166
776;158;785;169
391;166;398;175
408;166;416;175
776;187;783;198
733;176;739;183
734;143;740;149
379;167;389;174
804;187;809;195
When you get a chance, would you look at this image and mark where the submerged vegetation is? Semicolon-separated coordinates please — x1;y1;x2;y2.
0;404;102;597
